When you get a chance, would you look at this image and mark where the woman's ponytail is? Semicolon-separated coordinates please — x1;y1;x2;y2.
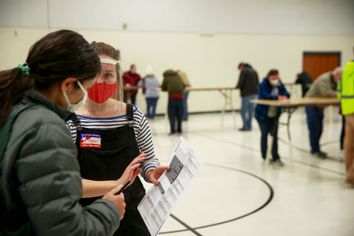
0;66;34;124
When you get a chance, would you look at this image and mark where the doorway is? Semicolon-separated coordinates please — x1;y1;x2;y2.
303;52;341;81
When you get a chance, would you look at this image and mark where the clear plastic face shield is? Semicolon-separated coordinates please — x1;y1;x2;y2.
88;56;123;101
85;56;124;113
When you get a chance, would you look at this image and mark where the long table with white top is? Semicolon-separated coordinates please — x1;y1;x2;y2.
252;97;340;163
187;87;236;126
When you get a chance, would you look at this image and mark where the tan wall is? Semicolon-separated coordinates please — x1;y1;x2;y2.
1;27;353;113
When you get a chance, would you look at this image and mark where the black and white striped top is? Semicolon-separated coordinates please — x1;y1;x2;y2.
66;106;158;180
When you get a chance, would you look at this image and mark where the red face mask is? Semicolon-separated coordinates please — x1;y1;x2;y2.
88;83;117;104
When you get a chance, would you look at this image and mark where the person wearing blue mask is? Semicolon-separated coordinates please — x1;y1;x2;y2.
0;30;126;235
255;69;290;166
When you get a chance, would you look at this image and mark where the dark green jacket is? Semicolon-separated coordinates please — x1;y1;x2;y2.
161;70;185;95
0;90;120;236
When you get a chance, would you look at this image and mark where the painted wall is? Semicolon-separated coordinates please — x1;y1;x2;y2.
0;0;353;113
1;0;354;35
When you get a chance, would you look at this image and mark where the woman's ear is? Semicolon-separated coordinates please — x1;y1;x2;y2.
61;77;77;94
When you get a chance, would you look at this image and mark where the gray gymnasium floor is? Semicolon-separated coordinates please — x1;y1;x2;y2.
142;108;354;236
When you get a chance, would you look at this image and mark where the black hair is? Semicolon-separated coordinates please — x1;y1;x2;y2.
267;69;279;77
0;29;100;124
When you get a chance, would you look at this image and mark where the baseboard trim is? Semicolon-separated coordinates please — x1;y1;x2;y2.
154;109;240;117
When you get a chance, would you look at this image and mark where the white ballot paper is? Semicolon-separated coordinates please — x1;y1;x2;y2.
137;137;203;236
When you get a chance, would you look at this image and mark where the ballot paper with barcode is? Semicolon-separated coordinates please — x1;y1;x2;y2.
137;137;203;236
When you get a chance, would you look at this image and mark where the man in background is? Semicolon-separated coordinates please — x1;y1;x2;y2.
295;71;312;97
339;47;354;185
236;62;259;131
305;67;341;158
123;64;141;104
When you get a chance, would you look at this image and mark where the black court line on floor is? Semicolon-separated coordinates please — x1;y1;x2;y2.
159;164;274;234
169;215;203;236
193;131;345;176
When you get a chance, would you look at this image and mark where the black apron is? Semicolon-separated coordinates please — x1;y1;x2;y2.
75;104;150;236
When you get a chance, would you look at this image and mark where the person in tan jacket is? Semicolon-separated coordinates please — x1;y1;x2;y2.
305;68;341;158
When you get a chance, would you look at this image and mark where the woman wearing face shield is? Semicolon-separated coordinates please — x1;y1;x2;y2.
66;41;170;236
0;30;125;235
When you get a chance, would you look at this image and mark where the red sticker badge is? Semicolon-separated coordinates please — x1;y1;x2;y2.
80;134;102;148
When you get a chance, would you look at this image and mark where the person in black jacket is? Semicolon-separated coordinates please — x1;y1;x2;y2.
0;30;126;236
236;63;259;131
295;71;312;97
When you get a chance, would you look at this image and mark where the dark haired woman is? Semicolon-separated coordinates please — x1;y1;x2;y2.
0;30;126;235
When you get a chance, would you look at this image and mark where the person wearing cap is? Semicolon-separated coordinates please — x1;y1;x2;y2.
305;67;341;158
66;42;170;236
122;64;141;105
138;66;160;119
339;47;354;185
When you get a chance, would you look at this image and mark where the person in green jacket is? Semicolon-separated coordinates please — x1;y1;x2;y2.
340;47;354;186
0;30;126;235
161;70;186;134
